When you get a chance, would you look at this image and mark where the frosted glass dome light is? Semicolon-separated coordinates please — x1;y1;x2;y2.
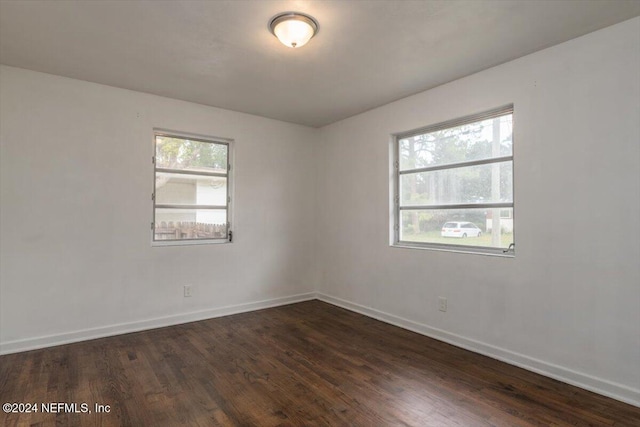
269;12;318;48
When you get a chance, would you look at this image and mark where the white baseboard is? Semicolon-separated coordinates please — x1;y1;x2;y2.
316;292;640;408
2;291;638;408
0;292;316;356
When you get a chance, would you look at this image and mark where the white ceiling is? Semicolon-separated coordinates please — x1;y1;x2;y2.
1;1;639;127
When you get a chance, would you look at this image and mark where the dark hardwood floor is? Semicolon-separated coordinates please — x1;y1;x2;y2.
1;300;639;426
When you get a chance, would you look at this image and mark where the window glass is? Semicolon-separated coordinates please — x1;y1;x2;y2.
156;136;227;172
155;173;227;206
399;115;512;171
153;133;231;243
400;208;514;249
394;106;514;255
400;161;512;206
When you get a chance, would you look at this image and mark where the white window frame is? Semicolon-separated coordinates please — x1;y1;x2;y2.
152;129;233;246
391;105;515;257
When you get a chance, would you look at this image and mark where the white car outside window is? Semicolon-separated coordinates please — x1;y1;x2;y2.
441;222;482;238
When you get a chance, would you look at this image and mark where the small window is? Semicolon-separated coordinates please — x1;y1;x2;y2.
392;105;514;255
152;131;232;244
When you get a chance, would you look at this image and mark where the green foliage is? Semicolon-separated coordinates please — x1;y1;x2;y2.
156;136;227;171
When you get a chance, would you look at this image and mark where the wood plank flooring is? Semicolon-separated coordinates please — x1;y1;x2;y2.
1;300;639;426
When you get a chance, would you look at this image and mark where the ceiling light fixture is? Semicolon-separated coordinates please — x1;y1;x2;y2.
269;12;318;48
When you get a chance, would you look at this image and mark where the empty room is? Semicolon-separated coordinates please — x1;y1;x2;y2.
1;1;639;426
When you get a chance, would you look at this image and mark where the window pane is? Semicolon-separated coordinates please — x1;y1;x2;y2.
155;172;227;206
156;135;227;173
399;208;513;249
400;161;512;206
399;114;512;171
154;208;227;240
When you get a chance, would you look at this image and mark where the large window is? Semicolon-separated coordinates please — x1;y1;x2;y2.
393;105;514;255
152;131;232;244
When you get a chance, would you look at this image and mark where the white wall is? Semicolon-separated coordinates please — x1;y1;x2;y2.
315;17;640;405
0;66;319;351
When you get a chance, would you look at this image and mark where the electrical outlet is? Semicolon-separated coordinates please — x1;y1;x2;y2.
184;285;192;297
438;297;447;312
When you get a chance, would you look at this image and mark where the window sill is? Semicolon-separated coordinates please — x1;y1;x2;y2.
152;239;231;247
392;242;515;258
